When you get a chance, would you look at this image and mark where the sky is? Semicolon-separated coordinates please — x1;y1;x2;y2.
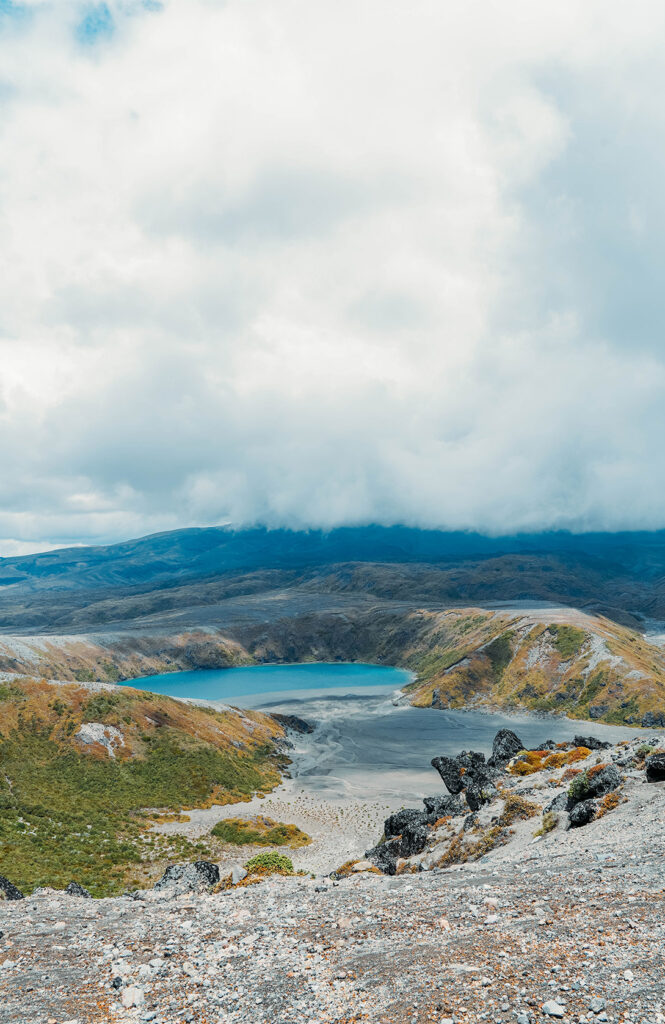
2;0;665;555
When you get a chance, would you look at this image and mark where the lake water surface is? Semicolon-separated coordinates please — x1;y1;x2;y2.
123;662;644;804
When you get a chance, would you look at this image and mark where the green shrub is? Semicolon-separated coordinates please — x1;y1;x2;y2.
211;817;310;848
245;852;294;875
568;771;589;802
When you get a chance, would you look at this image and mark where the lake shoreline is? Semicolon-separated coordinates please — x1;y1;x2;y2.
135;662;657;875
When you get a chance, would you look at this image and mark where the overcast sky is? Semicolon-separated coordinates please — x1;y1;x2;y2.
1;0;665;554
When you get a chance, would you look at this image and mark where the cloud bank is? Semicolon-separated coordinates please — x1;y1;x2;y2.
1;0;665;552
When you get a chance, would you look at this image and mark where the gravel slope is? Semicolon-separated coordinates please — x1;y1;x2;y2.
1;744;664;1024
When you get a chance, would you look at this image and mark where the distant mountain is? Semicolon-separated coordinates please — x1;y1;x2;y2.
4;523;665;589
2;523;665;632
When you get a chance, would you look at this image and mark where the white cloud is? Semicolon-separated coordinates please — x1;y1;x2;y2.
1;0;665;552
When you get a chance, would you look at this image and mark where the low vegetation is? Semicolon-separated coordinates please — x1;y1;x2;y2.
0;677;285;896
508;746;591;776
211;816;311;848
244;852;294;876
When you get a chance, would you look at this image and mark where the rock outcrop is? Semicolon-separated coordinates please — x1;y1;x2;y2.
488;728;524;767
65;881;92;898
573;734;611;750
364;729;656;875
153;861;220;895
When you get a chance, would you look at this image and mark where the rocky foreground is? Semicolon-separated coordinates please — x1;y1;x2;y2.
1;732;664;1024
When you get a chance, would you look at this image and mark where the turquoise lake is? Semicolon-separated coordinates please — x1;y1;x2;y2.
121;662;643;802
120;661;411;705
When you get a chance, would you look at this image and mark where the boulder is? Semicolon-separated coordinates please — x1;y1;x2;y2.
154;860;220;895
589;705;609;720
488;728;524;767
384;808;428;839
584;763;621;799
431;751;498;795
422;794;464;822
568;799;597;828
465;783;498;812
568;763;621;807
398;822;429;858
65;881;91;898
645;751;665;782
0;876;24;901
365;839;402;875
573;735;611;750
641;711;665;728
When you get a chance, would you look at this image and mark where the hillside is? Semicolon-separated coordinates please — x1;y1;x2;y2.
0;676;286;895
2;605;665;727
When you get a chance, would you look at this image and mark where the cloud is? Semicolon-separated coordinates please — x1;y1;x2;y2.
1;0;665;552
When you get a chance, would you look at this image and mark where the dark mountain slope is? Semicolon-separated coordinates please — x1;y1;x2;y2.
2;524;665;632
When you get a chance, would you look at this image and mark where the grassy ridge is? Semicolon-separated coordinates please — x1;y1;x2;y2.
0;678;285;895
405;609;665;724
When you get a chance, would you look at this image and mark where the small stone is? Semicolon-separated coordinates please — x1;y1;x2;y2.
624;968;634;981
542;1001;565;1018
65;881;91;898
231;865;247;885
589;997;606;1013
516;1015;530;1024
121;985;145;1009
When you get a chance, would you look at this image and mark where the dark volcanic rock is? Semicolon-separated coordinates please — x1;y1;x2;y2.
154;861;220;894
465;783;498;812
365;839;402;875
573;735;611;750
271;713;314;734
431;750;498;795
65;881;91;898
422;794;464;821
398;823;429;858
568;763;622;808
384;808;428;839
569;799;597;828
537;739;560;751
0;875;24;901
641;711;665;728
585;763;622;799
645;751;665;782
488;728;524;767
589;705;609;720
